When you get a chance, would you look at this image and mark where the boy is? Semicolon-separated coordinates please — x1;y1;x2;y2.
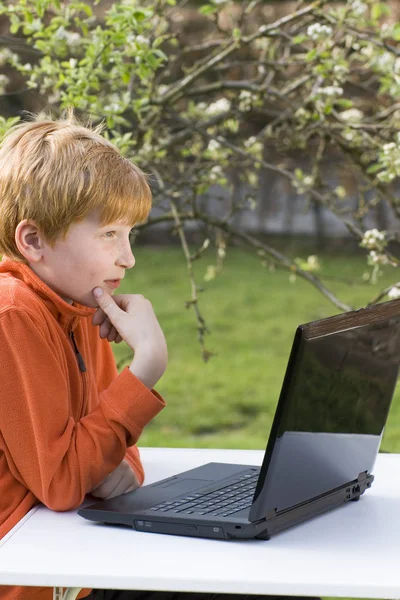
0;112;168;600
0;113;317;600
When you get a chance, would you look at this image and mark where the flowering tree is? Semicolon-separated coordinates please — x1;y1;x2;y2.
1;0;400;358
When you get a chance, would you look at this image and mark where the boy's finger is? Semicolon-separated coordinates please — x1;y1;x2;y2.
92;307;107;327
99;319;112;339
107;327;118;343
92;287;122;328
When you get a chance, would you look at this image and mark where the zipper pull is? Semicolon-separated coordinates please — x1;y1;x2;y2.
70;330;87;372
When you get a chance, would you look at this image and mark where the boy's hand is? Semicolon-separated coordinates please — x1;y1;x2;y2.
92;289;166;354
92;288;168;389
90;459;139;499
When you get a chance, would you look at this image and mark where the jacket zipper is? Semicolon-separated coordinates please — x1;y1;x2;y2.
70;330;87;372
70;330;88;419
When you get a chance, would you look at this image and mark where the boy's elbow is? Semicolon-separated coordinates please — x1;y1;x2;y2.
42;489;86;512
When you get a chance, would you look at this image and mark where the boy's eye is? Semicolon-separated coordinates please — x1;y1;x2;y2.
105;231;116;238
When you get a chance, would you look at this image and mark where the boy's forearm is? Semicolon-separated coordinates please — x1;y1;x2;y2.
129;347;167;389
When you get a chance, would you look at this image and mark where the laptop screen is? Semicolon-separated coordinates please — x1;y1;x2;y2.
250;300;400;521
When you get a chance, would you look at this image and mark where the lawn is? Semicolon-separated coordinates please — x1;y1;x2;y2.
111;242;400;452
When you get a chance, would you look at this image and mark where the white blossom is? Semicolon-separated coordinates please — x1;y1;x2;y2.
361;229;386;250
54;26;81;48
244;136;256;148
383;142;397;154
307;23;333;41
375;52;394;71
55;26;67;39
136;35;150;45
207;139;221;152
104;102;122;113
351;0;368;16
388;287;400;300
0;48;16;67
340;108;363;122
369;251;390;265
65;32;81;48
333;64;348;76
307;255;320;270
48;90;61;104
205;98;231;116
381;23;392;37
209;165;223;182
0;74;9;90
254;38;269;51
361;44;374;58
238;90;253;112
317;86;344;97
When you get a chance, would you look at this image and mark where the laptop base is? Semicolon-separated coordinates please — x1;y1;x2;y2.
80;472;373;541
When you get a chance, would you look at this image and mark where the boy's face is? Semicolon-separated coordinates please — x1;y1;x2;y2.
19;208;136;308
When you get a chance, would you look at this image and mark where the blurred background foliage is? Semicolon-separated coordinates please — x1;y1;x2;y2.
1;0;400;460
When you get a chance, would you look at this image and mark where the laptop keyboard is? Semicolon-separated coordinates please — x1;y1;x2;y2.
149;470;260;517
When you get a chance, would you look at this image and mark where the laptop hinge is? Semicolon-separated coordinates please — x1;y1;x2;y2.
253;474;372;524
251;509;276;526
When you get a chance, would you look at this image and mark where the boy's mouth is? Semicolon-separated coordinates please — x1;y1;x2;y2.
104;280;121;290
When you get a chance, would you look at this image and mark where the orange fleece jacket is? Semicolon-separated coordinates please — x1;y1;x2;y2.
0;257;166;600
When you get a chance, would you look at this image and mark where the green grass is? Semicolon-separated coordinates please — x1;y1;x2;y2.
112;244;400;452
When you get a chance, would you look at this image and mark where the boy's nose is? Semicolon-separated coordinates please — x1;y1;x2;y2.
117;248;135;269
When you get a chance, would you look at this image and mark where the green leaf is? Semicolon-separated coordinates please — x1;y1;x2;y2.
293;35;307;44
233;28;241;40
153;49;168;61
335;99;354;108
367;163;383;174
24;11;33;24
9;22;20;34
138;63;152;80
306;49;318;61
371;3;391;20
199;4;217;15
392;24;400;41
133;10;147;22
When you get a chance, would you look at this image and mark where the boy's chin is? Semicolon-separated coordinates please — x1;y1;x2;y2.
78;296;100;309
66;293;99;309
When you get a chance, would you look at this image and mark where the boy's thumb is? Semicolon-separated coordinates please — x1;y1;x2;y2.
92;287;116;314
92;287;120;326
93;287;105;299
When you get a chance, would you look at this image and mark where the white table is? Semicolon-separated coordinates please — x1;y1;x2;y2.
1;448;400;600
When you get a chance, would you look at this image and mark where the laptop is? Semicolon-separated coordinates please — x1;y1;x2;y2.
78;299;400;540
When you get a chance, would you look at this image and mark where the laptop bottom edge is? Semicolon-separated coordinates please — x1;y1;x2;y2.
79;474;373;541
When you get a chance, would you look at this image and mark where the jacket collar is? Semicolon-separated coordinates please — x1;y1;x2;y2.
0;256;96;332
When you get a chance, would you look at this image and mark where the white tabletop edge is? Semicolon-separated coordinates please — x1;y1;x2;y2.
0;506;39;548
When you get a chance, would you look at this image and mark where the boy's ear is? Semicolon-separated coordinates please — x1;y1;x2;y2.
15;220;46;263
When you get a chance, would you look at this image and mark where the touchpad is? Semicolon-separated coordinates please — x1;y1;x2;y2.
156;478;213;492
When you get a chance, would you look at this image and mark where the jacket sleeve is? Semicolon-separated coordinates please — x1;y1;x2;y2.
0;309;165;511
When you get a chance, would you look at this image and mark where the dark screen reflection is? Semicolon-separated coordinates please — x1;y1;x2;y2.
250;315;400;519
